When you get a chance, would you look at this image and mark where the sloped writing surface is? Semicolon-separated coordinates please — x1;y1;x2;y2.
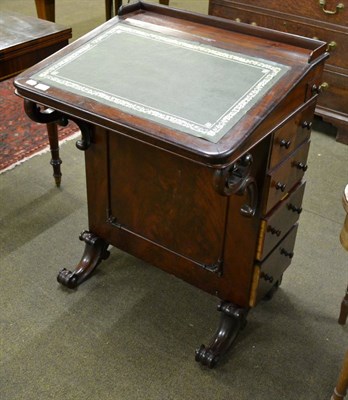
30;22;290;143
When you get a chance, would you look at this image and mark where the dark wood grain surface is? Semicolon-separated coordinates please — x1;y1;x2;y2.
0;11;71;80
13;2;329;366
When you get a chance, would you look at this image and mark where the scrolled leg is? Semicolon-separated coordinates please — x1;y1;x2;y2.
57;231;110;288
195;302;247;368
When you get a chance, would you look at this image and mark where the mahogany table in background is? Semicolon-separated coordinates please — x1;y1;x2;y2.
15;2;328;367
0;11;71;186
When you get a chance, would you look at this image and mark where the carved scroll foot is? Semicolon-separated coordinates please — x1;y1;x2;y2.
57;231;110;288
195;302;247;368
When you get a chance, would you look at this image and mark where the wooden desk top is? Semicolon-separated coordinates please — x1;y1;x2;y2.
29;21;291;143
14;2;327;165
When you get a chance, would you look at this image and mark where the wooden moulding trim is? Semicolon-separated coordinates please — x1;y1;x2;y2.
255;220;267;261
1;37;70;62
249;265;261;308
315;106;348;122
120;1;327;63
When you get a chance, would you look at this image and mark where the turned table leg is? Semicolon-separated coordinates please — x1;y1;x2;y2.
105;0;113;20
115;0;122;15
35;0;55;22
46;122;62;187
338;287;348;325
331;350;348;400
339;187;348;324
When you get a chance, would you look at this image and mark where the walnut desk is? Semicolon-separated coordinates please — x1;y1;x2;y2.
14;2;328;367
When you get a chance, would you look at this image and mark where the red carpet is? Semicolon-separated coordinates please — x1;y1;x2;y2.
0;78;77;173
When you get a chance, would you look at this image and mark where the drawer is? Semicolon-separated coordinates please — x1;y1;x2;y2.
256;181;306;261
316;67;348;116
269;104;315;170
209;2;348;69
210;1;348;27
263;140;310;214
250;224;299;307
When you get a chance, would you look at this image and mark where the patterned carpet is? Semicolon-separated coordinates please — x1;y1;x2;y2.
0;78;77;173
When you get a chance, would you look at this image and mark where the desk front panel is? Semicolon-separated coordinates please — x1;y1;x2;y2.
108;133;228;266
83;125;268;306
84;126;228;298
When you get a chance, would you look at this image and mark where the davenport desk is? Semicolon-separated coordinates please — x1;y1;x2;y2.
14;2;328;367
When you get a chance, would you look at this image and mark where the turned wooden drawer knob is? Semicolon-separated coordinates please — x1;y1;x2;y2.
280;139;291;148
288;204;303;214
312;82;329;94
296;162;308;171
276;182;287;192
268;226;281;236
302;121;312;130
280;248;294;259
260;272;274;283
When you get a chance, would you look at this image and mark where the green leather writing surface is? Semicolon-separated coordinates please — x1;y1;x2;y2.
31;21;290;142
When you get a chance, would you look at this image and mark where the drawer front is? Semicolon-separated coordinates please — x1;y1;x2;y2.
108;133;227;267
263;140;310;214
209;3;348;69
210;1;348;27
251;224;299;306
316;68;348;116
269;104;315;170
256;181;306;261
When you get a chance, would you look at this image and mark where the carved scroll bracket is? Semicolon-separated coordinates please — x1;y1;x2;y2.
73;119;93;151
23;100;93;151
213;153;258;217
195;301;248;368
57;230;110;288
24;99;66;125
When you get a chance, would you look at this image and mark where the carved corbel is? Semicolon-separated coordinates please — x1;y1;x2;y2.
24;99;66;125
213;153;258;217
195;301;248;368
72;119;93;151
23;100;93;151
